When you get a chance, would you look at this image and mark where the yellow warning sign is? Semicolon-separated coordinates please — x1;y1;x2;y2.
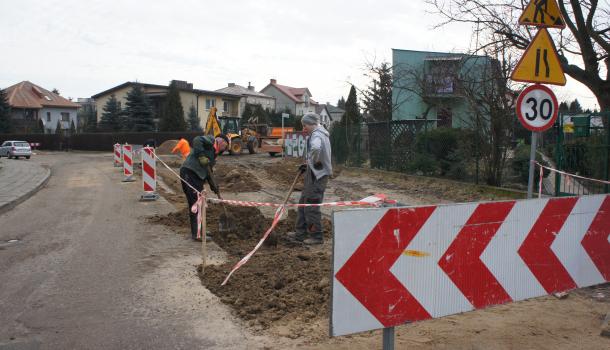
511;28;566;86
519;0;566;28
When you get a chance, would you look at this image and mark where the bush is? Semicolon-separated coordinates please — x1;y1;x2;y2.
511;143;550;184
409;128;475;179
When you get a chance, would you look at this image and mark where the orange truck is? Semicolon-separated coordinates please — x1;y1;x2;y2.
244;124;294;156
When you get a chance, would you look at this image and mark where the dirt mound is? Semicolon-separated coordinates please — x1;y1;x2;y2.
199;248;330;331
156;139;179;155
214;164;262;193
263;158;305;189
147;210;189;229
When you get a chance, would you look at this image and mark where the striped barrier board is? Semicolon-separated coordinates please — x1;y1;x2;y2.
114;143;121;167
122;144;135;182
331;194;610;337
140;147;158;201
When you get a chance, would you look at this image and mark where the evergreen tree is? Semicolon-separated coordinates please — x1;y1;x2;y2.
569;99;583;114
187;104;201;131
337;96;346;110
159;81;186;131
80;104;98;132
69;120;76;135
55;119;62;134
0;88;12;133
125;84;154;132
99;95;122;132
559;101;569;114
334;86;362;165
37;119;45;133
242;103;253;122
362;62;393;122
342;85;361;126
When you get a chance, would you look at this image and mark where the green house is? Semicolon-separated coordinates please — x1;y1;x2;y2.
392;49;498;128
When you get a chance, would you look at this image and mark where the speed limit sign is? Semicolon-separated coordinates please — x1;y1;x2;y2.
516;84;559;132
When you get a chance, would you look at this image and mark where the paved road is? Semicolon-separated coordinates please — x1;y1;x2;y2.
0;152;264;350
0;157;50;214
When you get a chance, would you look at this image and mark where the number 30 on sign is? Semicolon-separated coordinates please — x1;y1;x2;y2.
516;84;559;132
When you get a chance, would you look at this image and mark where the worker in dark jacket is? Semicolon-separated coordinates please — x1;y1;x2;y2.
180;135;227;241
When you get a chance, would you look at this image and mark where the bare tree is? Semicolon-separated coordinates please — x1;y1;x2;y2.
426;0;610;113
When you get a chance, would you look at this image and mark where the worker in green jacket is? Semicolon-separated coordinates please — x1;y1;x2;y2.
180;135;228;241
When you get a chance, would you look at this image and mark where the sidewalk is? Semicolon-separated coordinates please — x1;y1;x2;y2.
0;158;51;215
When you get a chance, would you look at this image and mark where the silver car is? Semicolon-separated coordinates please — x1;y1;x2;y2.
0;140;32;159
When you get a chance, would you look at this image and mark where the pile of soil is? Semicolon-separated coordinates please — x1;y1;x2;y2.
156;139;179;155
263;158;305;189
214;164;262;193
199;248;331;331
198;206;333;331
147;210;189;230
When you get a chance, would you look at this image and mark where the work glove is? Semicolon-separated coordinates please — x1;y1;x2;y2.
298;164;307;174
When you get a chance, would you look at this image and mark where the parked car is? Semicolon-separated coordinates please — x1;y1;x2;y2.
0;140;32;159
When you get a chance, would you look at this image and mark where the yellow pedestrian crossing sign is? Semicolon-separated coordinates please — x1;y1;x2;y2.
511;28;566;86
519;0;566;28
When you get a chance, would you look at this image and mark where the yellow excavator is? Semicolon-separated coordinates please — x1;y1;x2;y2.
204;107;257;155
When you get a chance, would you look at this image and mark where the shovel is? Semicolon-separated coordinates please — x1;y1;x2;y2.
267;169;303;247
217;192;236;233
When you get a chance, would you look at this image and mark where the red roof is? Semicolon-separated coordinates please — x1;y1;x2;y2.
263;81;312;103
5;81;79;109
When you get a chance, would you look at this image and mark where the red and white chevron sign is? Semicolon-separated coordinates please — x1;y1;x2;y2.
331;195;610;337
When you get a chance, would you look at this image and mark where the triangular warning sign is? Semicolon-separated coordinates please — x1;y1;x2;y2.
511;28;566;86
519;0;566;28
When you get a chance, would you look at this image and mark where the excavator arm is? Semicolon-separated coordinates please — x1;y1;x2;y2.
204;107;222;137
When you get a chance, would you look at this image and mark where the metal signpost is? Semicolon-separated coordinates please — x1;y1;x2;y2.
281;113;289;158
511;0;566;199
515;84;559;198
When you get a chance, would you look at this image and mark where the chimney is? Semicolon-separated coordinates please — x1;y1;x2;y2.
228;83;235;87
171;80;193;90
247;82;255;91
270;79;277;84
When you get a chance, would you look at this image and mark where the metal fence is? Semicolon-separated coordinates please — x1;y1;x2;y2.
331;119;485;182
554;112;610;196
0;131;206;151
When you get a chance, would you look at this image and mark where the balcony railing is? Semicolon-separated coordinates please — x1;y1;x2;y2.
423;75;463;97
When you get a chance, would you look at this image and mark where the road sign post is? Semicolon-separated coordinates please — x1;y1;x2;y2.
281;113;289;158
516;84;559;198
527;132;539;199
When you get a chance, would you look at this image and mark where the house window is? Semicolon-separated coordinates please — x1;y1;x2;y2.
47;112;51;122
206;98;215;109
61;112;70;122
223;101;230;113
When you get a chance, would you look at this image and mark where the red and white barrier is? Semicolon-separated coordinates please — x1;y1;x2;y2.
140;147;159;200
122;144;135;182
114;143;122;167
331;194;610;336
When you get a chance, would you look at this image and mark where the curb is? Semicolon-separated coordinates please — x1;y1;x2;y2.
0;166;51;216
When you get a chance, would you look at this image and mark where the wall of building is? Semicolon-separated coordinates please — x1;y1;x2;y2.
392;49;490;128
40;107;78;133
261;85;296;114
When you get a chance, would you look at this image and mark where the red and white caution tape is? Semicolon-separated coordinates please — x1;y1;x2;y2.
533;160;610;198
191;192;206;240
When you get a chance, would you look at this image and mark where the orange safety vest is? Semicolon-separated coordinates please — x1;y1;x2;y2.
172;138;191;160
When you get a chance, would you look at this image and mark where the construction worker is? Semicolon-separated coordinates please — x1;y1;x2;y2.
287;113;332;245
180;135;228;241
172;138;191;160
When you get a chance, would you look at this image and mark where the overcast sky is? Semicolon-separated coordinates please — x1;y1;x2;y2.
0;0;599;109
